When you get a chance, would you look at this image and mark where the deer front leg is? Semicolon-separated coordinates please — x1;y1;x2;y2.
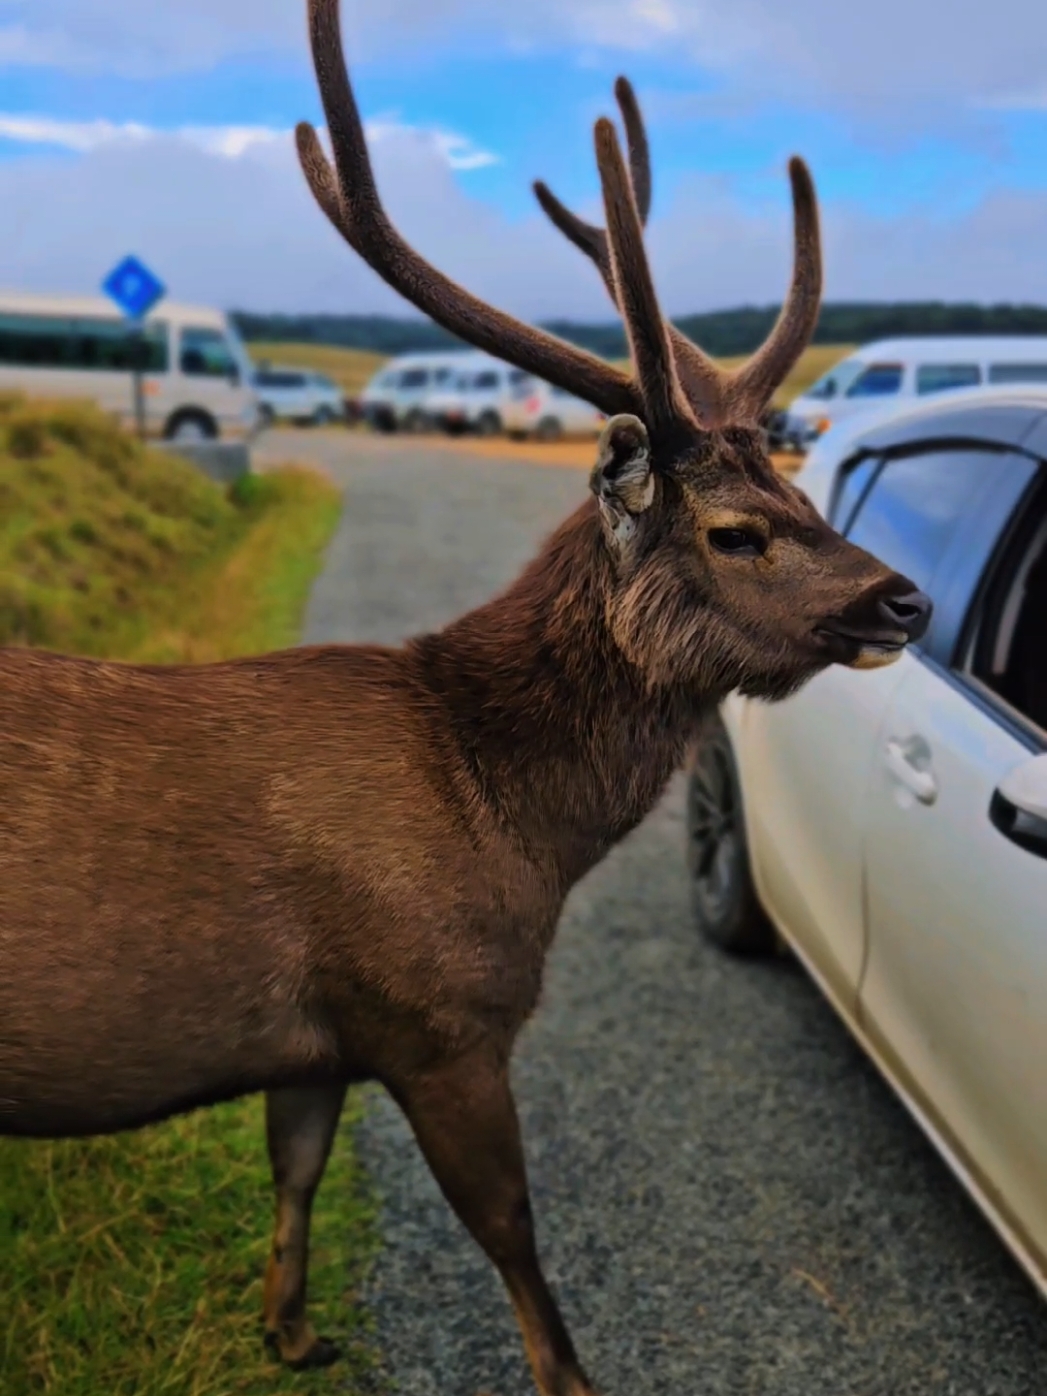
392;1050;599;1396
262;1082;348;1369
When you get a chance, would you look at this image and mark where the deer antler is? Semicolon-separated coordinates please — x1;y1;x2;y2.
533;78;823;428
296;0;698;434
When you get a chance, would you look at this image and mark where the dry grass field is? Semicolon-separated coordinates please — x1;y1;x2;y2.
247;341;386;396
245;340;856;408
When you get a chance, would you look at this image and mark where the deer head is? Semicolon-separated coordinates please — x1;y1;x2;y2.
296;1;931;704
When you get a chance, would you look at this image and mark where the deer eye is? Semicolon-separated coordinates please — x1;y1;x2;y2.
708;526;766;558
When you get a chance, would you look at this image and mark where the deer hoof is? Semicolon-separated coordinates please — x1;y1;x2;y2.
263;1330;342;1370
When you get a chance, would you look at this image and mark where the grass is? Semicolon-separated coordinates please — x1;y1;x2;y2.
246;343;387;398
0;396;385;1395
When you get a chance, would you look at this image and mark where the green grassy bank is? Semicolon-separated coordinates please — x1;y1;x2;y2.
0;397;383;1395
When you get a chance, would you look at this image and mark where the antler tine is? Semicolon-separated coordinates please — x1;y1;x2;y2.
594;117;696;436
532;75;650;302
534;79;727;428
723;157;823;422
297;0;641;420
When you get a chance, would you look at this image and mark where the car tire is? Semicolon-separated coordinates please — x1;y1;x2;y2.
685;711;778;957
312;405;335;427
257;403;275;429
164;409;218;443
535;416;563;442
475;410;502;437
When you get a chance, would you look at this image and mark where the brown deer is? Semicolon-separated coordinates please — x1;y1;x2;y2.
0;2;931;1393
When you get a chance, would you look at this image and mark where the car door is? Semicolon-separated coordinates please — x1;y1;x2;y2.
739;442;1035;1017
735;451;921;1012
858;452;1047;1272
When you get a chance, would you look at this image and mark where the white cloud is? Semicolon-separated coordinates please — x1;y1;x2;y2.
0;111;497;169
1;117;1046;324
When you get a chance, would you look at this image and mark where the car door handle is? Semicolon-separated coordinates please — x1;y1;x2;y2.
883;736;938;805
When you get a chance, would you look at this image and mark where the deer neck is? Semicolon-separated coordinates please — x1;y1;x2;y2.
408;498;709;889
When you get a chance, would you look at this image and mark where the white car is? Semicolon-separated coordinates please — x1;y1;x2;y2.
252;364;346;426
425;356;533;436
686;383;1047;1297
784;336;1047;452
358;350;473;433
501;376;607;441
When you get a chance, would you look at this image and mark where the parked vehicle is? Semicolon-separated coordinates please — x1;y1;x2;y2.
0;290;259;442
686;382;1047;1297
501;376;606;441
358;350;473;432
252;364;346;426
425;355;533;435
784;336;1047;451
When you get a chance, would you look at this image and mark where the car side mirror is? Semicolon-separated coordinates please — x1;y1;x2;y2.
990;752;1047;859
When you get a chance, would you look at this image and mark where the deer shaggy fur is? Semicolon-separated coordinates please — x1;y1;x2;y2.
0;3;932;1394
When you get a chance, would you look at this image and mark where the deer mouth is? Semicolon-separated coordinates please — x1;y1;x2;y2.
814;623;909;670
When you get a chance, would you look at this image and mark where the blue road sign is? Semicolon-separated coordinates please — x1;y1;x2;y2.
102;255;165;320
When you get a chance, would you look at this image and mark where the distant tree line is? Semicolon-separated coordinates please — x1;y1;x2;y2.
231;301;1047;361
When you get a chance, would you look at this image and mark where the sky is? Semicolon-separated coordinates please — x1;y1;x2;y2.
1;0;1047;321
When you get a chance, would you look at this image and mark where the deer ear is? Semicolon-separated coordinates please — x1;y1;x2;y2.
590;414;655;545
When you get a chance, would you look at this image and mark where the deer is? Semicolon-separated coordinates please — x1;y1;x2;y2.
0;2;932;1394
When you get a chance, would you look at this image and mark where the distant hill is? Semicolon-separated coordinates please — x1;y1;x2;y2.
231;302;1047;361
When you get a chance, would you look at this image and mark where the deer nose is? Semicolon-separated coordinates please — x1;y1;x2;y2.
877;588;932;642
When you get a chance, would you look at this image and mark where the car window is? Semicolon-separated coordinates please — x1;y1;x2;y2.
805;359;865;401
988;362;1047;385
829;454;882;533
508;369;530;387
399;368;428;388
916;363;981;394
0;312;169;372
845;363;904;398
845;448;995;596
473;371;499;389
180;326;238;378
967;477;1047;736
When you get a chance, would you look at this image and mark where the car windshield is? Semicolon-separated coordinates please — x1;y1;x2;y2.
804;358;866;401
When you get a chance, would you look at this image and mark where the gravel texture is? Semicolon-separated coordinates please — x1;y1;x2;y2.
261;429;1047;1396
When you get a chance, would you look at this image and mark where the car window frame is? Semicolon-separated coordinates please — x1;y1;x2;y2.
951;466;1047;754
834;437;1043;749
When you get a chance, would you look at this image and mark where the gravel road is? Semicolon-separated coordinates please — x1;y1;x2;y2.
261;429;1047;1396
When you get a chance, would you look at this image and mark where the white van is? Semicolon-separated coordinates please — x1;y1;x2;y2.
501;376;606;441
784;336;1047;450
0;291;259;442
424;353;535;436
358;350;474;432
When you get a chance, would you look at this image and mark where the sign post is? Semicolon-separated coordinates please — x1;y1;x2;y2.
101;255;166;443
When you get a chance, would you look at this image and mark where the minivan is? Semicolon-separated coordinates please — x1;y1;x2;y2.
784;336;1047;449
0;290;259;442
359;350;475;433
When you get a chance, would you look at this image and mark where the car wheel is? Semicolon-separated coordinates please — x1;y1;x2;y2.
312;405;335;426
257;403;275;429
164;409;218;443
475;410;502;437
534;416;563;442
685;711;777;957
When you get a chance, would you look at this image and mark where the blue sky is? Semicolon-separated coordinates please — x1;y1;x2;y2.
1;0;1047;318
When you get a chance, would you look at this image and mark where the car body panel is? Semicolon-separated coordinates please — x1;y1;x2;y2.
500;380;605;437
720;385;1047;1299
860;657;1047;1279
